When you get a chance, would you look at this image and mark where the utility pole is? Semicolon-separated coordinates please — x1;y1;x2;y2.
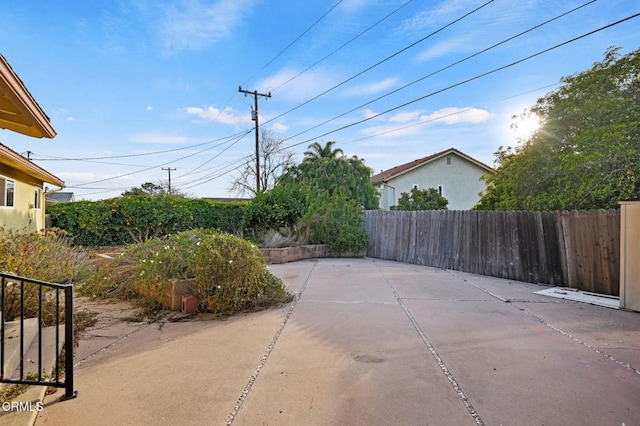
239;86;271;194
162;167;176;194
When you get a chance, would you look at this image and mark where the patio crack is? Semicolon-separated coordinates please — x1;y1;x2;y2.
225;261;318;425
377;265;485;426
452;271;640;377
511;304;640;377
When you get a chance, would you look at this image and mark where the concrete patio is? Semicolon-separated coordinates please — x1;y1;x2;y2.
20;258;640;425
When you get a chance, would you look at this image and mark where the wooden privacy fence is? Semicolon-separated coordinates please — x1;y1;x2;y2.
362;209;620;296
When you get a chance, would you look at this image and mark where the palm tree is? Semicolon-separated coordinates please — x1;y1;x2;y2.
303;141;344;160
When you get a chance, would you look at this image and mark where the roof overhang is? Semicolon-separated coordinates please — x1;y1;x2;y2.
0;55;56;139
0;143;64;187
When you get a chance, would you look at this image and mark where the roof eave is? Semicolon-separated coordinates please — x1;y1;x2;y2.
0;143;65;187
0;55;56;139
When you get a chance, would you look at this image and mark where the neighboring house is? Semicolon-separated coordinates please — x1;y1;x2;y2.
371;148;494;211
0;54;64;233
45;191;76;205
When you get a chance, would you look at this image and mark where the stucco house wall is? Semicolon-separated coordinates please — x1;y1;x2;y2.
0;162;46;233
373;149;493;211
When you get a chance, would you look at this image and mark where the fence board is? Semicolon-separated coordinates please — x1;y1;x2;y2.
363;209;620;295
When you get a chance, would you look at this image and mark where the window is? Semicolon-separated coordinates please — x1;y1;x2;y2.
446;157;452;165
438;185;443;196
34;187;42;209
0;177;15;207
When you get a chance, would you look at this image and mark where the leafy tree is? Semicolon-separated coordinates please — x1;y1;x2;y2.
303;140;344;160
392;187;448;211
123;181;188;197
476;47;640;211
280;142;379;209
230;130;296;196
242;184;309;237
123;182;166;196
299;192;368;254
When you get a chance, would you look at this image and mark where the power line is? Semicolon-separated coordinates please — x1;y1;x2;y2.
31;131;252;161
174;130;251;180
345;82;562;145
262;0;496;127
275;12;640;152
179;156;251;190
273;0;416;92
274;0;598;144
164;11;640;192
70;131;249;187
240;0;344;87
38;1;491;192
65;7;637;196
70;82;562;195
136;1;597;192
181;82;563;190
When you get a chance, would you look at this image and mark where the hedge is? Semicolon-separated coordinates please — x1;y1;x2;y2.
47;195;248;247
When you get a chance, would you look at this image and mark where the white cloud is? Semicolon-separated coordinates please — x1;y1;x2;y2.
339;0;370;14
343;78;398;97
399;0;477;34
184;106;249;126
66;116;77;122
416;34;473;62
361;109;380;119
359;123;423;140
146;105;154;111
270;122;289;133
420;107;491;124
255;67;340;102
358;107;492;140
159;0;257;54
390;111;421;123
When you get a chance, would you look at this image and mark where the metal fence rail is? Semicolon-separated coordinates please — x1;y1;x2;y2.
1;272;76;400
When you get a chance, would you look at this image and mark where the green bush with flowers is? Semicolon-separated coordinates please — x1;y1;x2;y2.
82;229;292;314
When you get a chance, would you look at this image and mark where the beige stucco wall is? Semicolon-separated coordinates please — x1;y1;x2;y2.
0;163;45;233
377;154;491;210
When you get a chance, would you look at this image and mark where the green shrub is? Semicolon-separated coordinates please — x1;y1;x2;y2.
48;196;249;247
0;227;88;323
391;187;449;211
191;233;271;313
82;230;292;315
242;185;308;240
0;227;88;283
299;192;368;254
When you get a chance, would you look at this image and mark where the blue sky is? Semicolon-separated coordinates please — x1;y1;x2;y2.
1;0;638;200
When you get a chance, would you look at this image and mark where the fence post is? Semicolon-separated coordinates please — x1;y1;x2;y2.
64;287;77;400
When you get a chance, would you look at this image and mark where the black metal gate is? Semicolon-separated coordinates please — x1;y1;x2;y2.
1;272;76;400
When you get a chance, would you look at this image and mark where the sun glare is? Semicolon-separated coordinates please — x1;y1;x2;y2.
511;114;541;141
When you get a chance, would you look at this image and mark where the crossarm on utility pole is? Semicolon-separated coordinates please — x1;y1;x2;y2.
162;167;176;194
239;86;271;194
